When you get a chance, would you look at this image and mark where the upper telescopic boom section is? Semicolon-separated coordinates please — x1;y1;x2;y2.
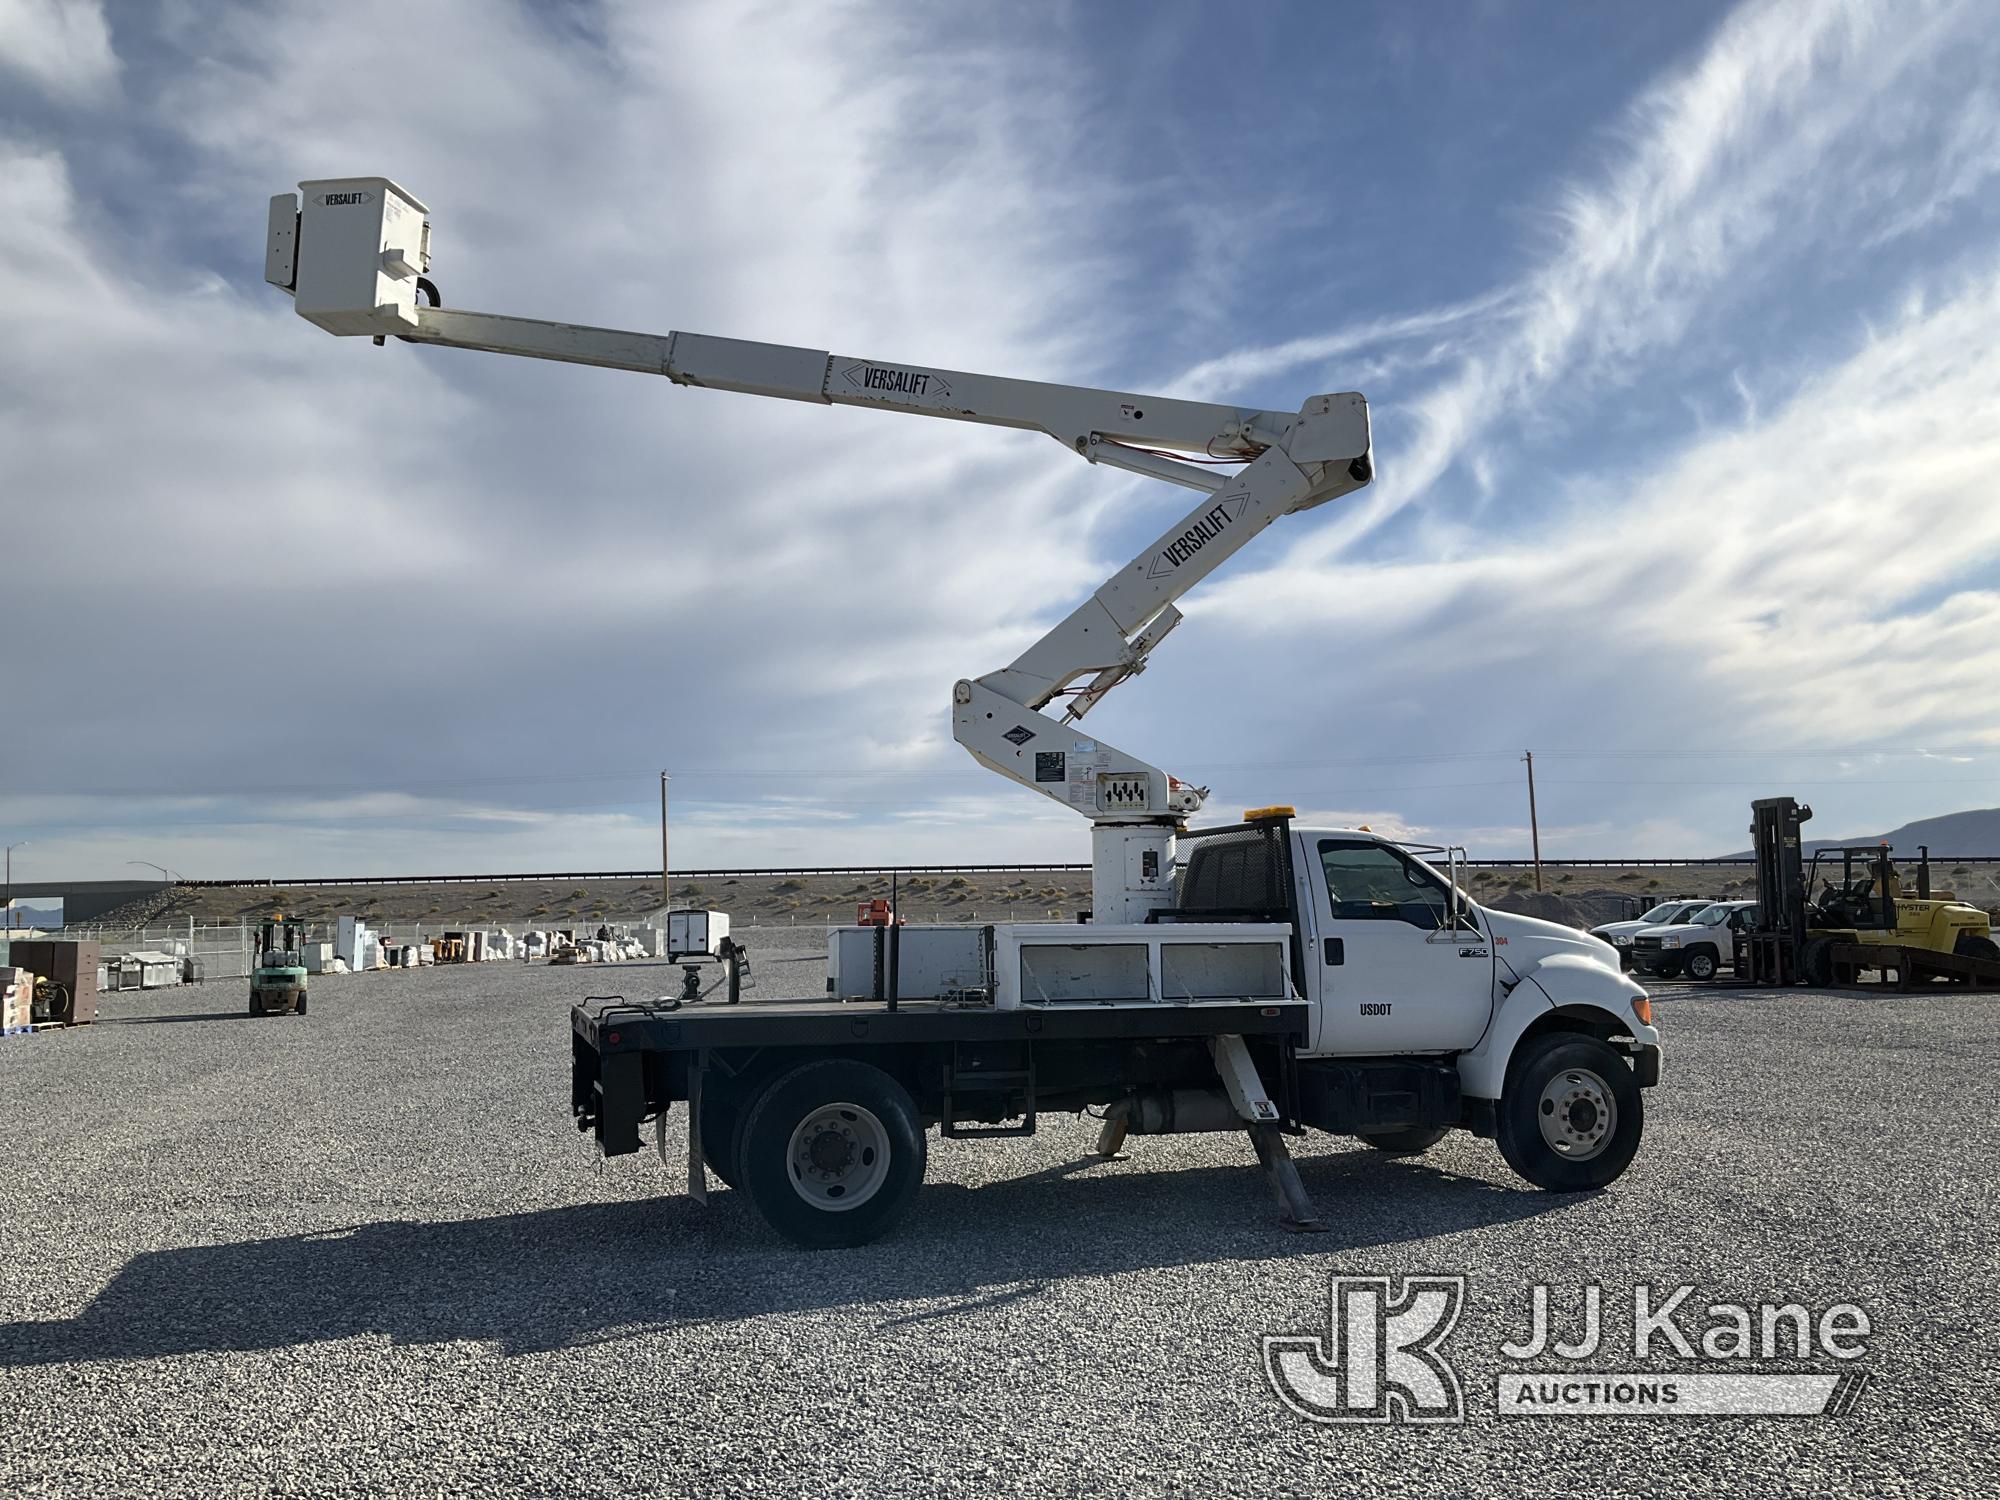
265;177;1372;486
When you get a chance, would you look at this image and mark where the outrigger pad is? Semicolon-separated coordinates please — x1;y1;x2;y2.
1249;1124;1326;1233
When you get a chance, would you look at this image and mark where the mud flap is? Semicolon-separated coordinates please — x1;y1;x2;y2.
680;1048;709;1206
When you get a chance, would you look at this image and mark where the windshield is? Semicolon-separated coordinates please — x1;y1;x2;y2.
1639;902;1683;922
1692;905;1736;925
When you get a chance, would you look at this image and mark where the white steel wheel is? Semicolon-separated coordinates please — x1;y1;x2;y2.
786;1102;892;1212
1537;1067;1616;1162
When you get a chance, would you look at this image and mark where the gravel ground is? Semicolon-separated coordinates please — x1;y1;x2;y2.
2;933;1995;1498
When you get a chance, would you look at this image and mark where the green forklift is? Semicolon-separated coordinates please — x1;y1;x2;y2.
249;915;309;1016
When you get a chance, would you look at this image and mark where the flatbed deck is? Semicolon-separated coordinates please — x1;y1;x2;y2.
573;995;1311;1054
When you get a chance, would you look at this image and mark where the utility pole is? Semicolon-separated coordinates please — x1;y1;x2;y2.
4;842;25;932
1522;751;1543;893
668;776;684;916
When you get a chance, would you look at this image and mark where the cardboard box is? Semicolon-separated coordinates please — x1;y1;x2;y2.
2;966;35;1032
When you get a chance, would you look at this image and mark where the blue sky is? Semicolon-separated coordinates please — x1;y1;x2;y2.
4;0;1999;880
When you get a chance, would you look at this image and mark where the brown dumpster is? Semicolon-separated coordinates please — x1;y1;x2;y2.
9;940;100;1025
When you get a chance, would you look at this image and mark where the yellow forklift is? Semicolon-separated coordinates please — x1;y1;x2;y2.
1739;798;1997;986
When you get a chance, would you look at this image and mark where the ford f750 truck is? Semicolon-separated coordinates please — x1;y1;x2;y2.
572;814;1660;1247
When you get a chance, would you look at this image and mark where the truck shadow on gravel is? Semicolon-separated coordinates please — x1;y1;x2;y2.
0;1149;1564;1367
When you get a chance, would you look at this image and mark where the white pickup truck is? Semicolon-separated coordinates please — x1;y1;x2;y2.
572;814;1662;1246
1630;899;1760;981
1590;898;1714;969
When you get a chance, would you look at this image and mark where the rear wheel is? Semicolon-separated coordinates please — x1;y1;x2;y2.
1685;947;1719;982
1956;933;1999;963
1801;936;1836;987
1496;1034;1643;1192
739;1059;926;1248
1359;1126;1451;1155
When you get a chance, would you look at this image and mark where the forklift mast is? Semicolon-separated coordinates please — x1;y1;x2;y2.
1740;797;1811;985
1748;797;1811;946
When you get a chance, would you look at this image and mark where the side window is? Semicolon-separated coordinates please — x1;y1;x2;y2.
1318;840;1458;930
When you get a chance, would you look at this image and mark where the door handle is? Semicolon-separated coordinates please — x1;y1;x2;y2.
1322;937;1344;966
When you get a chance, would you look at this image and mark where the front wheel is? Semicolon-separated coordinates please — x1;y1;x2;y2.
1684;947;1719;982
1495;1034;1643;1192
1359;1126;1451;1155
739;1059;927;1248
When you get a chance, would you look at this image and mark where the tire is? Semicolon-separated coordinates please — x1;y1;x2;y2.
739;1059;926;1249
1684;947;1719;982
295;994;308;1015
1800;936;1836;987
1359;1126;1451;1155
1495;1033;1643;1192
1650;958;1682;980
1955;933;1999;963
699;1088;749;1190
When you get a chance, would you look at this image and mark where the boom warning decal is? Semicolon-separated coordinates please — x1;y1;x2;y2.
841;362;953;401
1147;494;1250;578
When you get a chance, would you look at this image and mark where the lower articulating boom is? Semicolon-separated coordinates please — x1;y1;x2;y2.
266;178;1373;920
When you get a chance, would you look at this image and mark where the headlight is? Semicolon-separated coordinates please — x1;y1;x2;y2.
1614;934;1633;946
1661;935;1682;948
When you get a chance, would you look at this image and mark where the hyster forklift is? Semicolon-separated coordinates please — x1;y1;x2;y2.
1739;798;1997;986
249;916;309;1016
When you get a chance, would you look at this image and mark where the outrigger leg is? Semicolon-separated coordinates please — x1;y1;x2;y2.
1209;1033;1325;1232
1249;1124;1325;1233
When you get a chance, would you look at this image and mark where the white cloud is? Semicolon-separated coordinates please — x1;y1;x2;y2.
0;0;116;100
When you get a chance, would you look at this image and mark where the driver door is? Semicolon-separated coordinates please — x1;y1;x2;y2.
1304;837;1496;1055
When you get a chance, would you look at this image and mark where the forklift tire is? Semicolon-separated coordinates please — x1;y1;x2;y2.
1685;947;1719;982
1801;937;1836;987
1359;1126;1451;1155
698;1089;749;1191
739;1059;926;1249
1956;934;2000;963
295;994;307;1015
1495;1033;1643;1193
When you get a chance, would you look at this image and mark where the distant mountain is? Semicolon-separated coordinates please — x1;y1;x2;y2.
1724;807;2000;858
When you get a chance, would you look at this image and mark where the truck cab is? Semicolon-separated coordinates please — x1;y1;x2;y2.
1173;815;1656;1094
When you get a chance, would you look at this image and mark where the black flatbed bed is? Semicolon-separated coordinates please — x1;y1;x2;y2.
572;995;1311;1054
